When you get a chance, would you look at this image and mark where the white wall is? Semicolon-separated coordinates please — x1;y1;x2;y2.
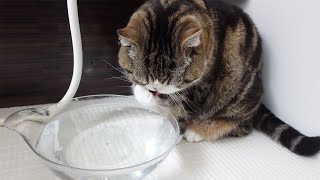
233;0;320;136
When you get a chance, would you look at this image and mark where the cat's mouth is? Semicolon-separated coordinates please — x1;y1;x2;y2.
149;90;168;99
149;90;160;96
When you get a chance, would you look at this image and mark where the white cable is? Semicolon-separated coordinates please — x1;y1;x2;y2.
1;0;82;127
48;0;83;117
47;0;82;116
61;0;83;103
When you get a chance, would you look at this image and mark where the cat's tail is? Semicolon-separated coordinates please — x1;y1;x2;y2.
253;104;320;156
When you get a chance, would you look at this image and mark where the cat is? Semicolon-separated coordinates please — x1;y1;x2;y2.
116;0;320;156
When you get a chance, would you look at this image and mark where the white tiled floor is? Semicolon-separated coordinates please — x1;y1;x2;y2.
0;106;319;180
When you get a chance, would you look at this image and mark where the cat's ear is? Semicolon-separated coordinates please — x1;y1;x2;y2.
181;28;202;48
117;27;139;47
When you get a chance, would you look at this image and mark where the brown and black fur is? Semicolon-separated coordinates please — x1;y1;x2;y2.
117;0;320;156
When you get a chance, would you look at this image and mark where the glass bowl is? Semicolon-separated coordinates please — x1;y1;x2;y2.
4;95;180;180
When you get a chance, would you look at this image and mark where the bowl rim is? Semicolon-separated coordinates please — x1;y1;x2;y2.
16;94;180;173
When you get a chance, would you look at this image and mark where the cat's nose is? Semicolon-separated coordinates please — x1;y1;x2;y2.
153;84;163;89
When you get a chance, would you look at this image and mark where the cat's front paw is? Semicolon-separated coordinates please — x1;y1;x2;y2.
133;84;157;105
184;129;205;142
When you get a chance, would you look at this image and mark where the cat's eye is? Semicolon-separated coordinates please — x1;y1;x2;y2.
184;79;195;84
123;68;132;74
119;43;131;48
119;39;132;47
191;48;199;55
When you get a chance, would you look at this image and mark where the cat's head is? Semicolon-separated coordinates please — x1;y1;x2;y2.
117;0;213;95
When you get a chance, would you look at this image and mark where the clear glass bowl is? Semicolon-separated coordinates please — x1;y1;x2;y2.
4;95;180;180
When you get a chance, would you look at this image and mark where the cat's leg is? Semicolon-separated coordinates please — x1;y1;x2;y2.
184;128;205;142
184;120;238;142
178;118;187;135
228;121;253;137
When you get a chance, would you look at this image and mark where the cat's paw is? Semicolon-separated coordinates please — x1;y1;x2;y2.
133;84;157;105
184;129;204;142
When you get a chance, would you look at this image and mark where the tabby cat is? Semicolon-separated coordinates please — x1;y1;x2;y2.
117;0;320;156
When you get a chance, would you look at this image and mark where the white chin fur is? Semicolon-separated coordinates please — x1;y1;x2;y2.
144;80;181;94
133;84;158;105
157;85;181;94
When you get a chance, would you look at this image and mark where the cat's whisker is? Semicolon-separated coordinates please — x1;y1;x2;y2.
184;86;192;94
116;67;125;72
168;94;178;108
168;94;175;104
106;73;124;78
119;75;130;80
101;59;127;76
105;78;130;82
103;72;131;82
167;95;177;111
117;86;132;88
104;73;126;79
177;92;193;109
105;76;131;83
172;93;187;117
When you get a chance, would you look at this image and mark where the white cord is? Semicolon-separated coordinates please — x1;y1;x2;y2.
48;0;82;115
1;0;82;127
3;0;82;127
61;0;83;103
48;0;83;117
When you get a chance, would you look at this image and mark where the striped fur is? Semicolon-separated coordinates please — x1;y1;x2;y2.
254;105;320;156
117;0;320;156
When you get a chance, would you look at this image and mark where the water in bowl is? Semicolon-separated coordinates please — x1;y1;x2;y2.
35;104;177;179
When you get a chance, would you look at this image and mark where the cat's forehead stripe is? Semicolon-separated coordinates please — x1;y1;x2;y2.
146;0;203;47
